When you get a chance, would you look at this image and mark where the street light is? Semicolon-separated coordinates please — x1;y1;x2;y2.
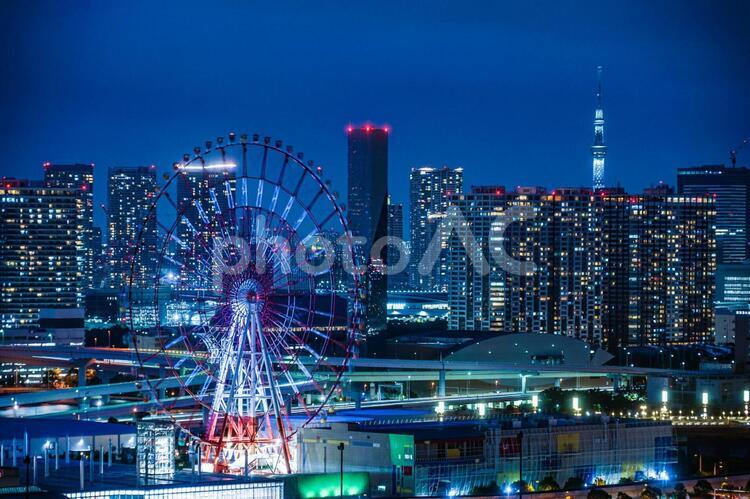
337;442;345;497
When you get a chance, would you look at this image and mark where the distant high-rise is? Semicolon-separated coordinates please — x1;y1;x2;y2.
448;186;603;343
0;179;84;330
615;187;715;346
106;166;158;289
386;196;407;290
43;163;95;290
591;66;607;190
175;163;236;289
409;166;463;291
677;164;750;263
347;125;388;350
448;185;715;348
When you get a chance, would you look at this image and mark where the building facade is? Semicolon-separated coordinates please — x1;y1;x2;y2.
677;165;750;263
0;180;84;330
347;126;389;350
106;166;158;290
43;163;96;291
409;166;463;291
174;163;236;290
386;196;408;290
448;186;715;348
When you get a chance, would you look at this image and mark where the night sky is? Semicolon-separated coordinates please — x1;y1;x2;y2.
2;0;749;229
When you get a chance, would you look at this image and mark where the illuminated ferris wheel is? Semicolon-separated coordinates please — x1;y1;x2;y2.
128;132;360;474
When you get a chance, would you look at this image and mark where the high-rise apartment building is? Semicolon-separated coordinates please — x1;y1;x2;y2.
620;187;715;345
677;165;750;263
448;185;715;348
409;166;463;291
175;163;236;289
446;186;506;331
43;163;95;290
0;179;84;330
347;125;389;350
106;166;158;289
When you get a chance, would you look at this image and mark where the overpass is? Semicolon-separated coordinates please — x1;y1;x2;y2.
0;345;726;416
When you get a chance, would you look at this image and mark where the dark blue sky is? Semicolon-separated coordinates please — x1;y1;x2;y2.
1;1;749;229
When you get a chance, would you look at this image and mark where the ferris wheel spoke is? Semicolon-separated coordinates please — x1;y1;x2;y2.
264;308;344;351
224;180;235;210
267;334;325;396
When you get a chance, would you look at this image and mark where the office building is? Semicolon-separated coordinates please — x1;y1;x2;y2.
677;165;750;263
716;262;750;305
409;166;463;291
106;166;158;289
43;163;95;290
347;125;389;348
0;179;84;330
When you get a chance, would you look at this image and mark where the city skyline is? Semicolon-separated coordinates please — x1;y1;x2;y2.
2;3;750;494
2;1;749;231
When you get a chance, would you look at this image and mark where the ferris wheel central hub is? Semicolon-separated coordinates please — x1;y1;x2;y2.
230;278;266;314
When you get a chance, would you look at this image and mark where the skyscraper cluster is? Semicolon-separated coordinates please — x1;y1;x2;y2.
445;186;716;349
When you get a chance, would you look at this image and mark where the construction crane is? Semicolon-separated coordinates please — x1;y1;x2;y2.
730;138;749;167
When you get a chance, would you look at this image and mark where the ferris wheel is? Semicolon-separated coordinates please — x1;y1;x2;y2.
127;132;361;474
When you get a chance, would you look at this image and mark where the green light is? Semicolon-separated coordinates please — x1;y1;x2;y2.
296;472;369;498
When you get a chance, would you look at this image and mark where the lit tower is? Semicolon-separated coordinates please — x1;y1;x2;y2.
591;66;607;190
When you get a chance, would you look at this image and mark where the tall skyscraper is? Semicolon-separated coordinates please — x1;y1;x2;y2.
0;179;84;330
677;165;750;263
386;196;407;290
448;187;603;343
106;166;158;289
409;166;463;291
591;66;607;190
347;125;388;351
619;186;715;345
446;187;506;331
448;185;715;348
175;163;236;289
43;163;95;290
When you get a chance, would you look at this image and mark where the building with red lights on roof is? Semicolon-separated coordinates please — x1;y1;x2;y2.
347;125;389;353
